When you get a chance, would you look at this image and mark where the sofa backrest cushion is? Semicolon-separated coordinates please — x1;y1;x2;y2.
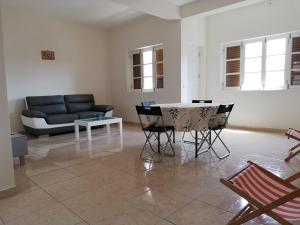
26;95;67;115
64;94;95;113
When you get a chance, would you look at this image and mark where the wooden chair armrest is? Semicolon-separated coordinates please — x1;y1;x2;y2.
286;172;300;183
288;128;300;133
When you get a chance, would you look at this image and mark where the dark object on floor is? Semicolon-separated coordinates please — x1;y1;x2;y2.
11;133;28;165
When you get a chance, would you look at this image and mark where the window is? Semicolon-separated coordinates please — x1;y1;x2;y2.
243;40;263;90
223;32;294;90
224;45;241;87
291;35;300;86
130;45;164;92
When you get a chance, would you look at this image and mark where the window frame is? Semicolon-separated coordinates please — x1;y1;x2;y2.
129;44;164;93
222;32;291;91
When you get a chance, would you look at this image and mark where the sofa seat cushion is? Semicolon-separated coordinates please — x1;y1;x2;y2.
77;111;105;119
46;114;79;125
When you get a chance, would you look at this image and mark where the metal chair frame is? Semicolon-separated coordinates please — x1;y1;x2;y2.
196;104;234;159
136;105;175;163
285;128;300;162
182;100;213;144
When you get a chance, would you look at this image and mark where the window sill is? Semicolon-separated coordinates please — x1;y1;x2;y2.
222;87;292;92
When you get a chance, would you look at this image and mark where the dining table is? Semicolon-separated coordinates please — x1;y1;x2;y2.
153;103;221;158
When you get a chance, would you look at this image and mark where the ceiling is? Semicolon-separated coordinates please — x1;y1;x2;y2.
2;0;265;28
167;0;199;6
2;0;147;28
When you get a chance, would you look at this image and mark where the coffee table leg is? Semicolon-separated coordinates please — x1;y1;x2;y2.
75;124;80;140
19;156;25;166
119;121;123;136
106;124;111;133
87;125;92;141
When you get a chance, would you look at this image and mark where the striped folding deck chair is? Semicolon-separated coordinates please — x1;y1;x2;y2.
285;128;300;162
220;161;300;225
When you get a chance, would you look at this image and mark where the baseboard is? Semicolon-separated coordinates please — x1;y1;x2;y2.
228;125;286;134
0;186;17;199
123;121;139;126
123;120;286;134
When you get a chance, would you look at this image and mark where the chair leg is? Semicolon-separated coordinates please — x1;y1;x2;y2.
209;130;230;160
182;131;186;141
182;131;196;144
165;131;175;156
230;207;292;225
227;204;252;225
158;132;161;153
195;131;198;158
140;132;158;161
195;131;211;158
173;129;175;143
285;144;300;162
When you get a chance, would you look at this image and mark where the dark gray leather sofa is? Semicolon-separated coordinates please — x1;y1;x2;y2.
21;94;113;136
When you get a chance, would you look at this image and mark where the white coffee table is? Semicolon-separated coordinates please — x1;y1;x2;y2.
75;117;123;141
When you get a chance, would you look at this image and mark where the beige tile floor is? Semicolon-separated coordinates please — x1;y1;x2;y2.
1;123;299;225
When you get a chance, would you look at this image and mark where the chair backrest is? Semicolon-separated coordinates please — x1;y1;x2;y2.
216;104;234;127
192;100;212;103
141;100;156;108
136;105;162;116
136;105;165;130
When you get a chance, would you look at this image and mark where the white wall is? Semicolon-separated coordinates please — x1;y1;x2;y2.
206;0;300;130
108;16;181;122
2;6;111;132
0;4;15;192
181;15;207;103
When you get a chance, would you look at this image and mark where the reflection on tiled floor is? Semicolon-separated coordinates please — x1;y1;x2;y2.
1;124;300;225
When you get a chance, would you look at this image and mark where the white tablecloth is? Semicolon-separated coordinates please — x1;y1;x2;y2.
153;103;220;132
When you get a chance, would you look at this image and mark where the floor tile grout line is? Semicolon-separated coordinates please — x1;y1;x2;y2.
32;182;92;225
195;198;236;215
0;216;5;225
161;218;177;225
26;167;79;188
63;201;91;225
39;181;93;203
162;198;198;222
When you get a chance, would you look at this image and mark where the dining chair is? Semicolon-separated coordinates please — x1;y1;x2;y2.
220;161;300;225
136;105;175;163
182;100;213;144
198;103;234;159
285;128;300;162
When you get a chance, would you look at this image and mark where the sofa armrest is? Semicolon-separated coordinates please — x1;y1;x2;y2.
22;110;47;119
93;105;114;113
